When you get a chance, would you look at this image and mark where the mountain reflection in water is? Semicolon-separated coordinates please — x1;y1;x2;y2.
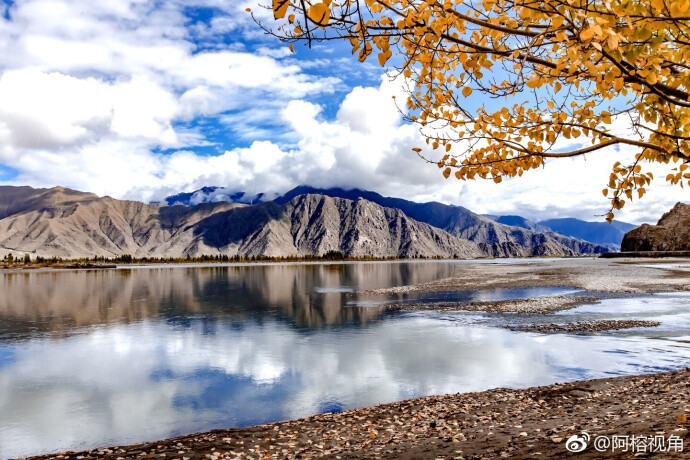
1;261;689;458
0;262;463;337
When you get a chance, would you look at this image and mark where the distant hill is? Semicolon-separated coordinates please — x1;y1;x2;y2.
492;215;551;233
275;186;609;257
538;218;636;251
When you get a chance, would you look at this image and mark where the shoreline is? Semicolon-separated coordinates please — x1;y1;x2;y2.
2;254;689;273
0;255;578;271
26;368;690;459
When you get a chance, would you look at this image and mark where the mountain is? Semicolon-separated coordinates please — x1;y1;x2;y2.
164;186;272;206
538;218;636;251
491;215;552;233
621;202;690;251
0;186;482;259
275;186;609;257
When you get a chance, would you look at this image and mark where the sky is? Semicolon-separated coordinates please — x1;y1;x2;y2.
0;0;687;224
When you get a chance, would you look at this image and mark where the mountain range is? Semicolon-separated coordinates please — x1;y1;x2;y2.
271;186;614;256
165;186;632;251
0;185;620;259
485;215;635;251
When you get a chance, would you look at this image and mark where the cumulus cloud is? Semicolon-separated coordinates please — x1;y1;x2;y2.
0;0;687;225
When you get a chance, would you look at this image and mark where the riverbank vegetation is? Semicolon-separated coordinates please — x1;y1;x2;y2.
0;250;467;268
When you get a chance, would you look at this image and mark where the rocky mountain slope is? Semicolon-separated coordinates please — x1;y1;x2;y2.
0;186;483;259
276;186;609;257
621;202;690;251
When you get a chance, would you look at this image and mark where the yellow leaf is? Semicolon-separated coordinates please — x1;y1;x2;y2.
613;78;624;91
581;26;596;41
443;167;451;178
651;0;665;12
526;74;541;89
377;49;392;67
462;86;472;97
273;0;289;20
307;2;330;27
358;42;372;62
289;43;294;53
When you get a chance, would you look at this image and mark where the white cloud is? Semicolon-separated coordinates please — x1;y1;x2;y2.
0;0;687;226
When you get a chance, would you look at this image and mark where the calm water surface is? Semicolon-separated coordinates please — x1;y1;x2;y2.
1;261;689;458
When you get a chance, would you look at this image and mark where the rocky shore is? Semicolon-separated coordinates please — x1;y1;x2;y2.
508;319;662;334
27;368;690;459
387;295;599;314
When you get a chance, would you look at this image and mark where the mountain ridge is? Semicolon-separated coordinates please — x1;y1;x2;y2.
0;185;611;259
0;186;483;259
274;186;610;257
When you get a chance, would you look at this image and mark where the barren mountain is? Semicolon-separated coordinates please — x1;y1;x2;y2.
0;186;483;259
621;202;690;251
275;186;609;257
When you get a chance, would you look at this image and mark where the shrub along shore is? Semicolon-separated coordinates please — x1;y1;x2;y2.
0;250;474;269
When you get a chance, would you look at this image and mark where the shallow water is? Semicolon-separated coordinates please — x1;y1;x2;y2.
0;261;689;458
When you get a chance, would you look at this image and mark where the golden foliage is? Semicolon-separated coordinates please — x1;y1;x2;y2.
261;0;690;221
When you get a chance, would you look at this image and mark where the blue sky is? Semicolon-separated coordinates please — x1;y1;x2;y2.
0;0;685;224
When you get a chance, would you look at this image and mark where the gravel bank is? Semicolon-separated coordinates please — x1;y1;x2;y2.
368;258;690;294
508;320;662;334
387;296;599;314
27;368;690;459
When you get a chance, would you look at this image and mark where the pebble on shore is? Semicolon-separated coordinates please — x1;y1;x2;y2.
507;319;662;333
387;295;599;314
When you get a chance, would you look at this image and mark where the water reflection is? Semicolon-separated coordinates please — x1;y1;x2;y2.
1;263;689;458
1;316;689;458
0;262;467;337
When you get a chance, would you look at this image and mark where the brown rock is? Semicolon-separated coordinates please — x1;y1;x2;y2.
621;202;690;251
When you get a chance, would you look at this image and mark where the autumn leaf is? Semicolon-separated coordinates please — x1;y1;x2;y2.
272;0;289;20
307;2;330;27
